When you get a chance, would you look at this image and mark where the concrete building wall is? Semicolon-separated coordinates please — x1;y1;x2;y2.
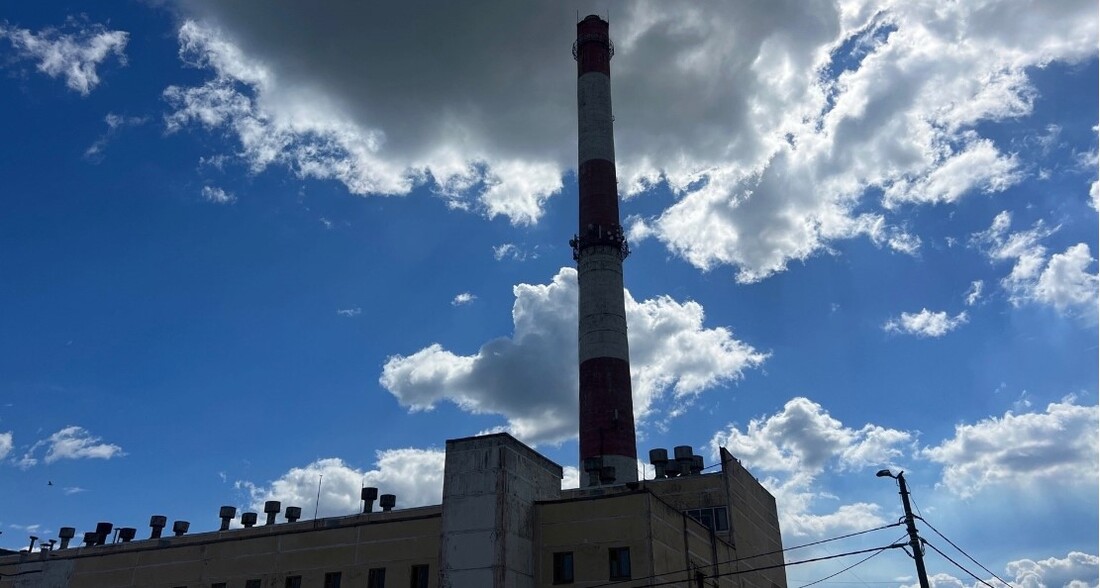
440;433;563;588
0;508;442;588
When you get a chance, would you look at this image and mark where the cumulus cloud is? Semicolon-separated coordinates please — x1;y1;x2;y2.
710;397;910;537
0;432;12;460
165;1;1095;278
0;20;128;95
451;292;476;306
17;426;124;468
238;448;445;519
920;398;1098;498
973;211;1098;318
1006;552;1099;588
201;185;235;204
380;267;767;445
884;309;968;337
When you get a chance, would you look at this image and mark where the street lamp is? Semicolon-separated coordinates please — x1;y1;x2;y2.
878;469;930;588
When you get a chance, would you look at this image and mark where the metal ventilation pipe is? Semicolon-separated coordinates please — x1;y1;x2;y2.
361;487;379;513
649;448;669;479
379;494;396;512
171;521;190;537
45;540;56;552
691;455;704;475
27;536;38;552
58;527;76;549
240;512;257;528
94;523;113;546
674;445;694;476
118;528;136;543
82;531;97;547
264;501;281;525
218;506;237;531
285;506;302;523
149;515;167;539
583;456;603;486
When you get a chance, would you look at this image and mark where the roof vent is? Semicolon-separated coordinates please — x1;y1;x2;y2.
649;448;669;478
674;445;694;476
44;539;56;552
379;494;396;512
285;506;302;523
82;531;97;548
27;536;38;552
149;515;167;539
361;487;379;513
691;455;704;475
583;456;603;486
94;522;113;546
219;506;237;531
264;501;281;525
171;520;190;537
118;528;137;543
240;512;258;528
58;527;76;550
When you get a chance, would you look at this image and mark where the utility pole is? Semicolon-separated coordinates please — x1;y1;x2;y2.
877;469;930;588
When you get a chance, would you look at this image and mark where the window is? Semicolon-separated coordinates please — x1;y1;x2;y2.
245;581;262;588
211;584;227;588
323;572;342;588
285;576;302;588
608;546;631;580
553;551;574;584
368;568;387;588
409;564;430;588
685;506;729;531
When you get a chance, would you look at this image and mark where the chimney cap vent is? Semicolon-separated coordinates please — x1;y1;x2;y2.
361;487;379;500
379;494;396;511
149;515;167;528
219;505;237;519
285;506;302;522
58;527;76;540
171;520;190;536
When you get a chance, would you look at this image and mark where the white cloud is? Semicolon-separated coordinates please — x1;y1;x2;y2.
201;185;235;204
884;309;968;338
965;280;984;306
974;211;1097;318
63;487;87;495
239;448;445;519
0;20;128;95
451;292;476;306
85;113;148;161
1089;180;1098;212
380;267;767;445
166;2;1096;278
920;398;1098;498
710;397;909;537
336;307;362;318
0;432;12;460
1006;552;1100;588
17;426;124;468
493;243;531;262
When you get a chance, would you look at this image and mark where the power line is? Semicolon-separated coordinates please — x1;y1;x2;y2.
923;540;1000;588
917;516;1013;588
590;544;905;588
799;534;909;588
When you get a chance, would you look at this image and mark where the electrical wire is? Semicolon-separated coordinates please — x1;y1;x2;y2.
798;534;909;588
917;516;1013;588
589;544;905;588
923;540;1000;588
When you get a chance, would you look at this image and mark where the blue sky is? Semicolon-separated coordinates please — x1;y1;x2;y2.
0;1;1097;585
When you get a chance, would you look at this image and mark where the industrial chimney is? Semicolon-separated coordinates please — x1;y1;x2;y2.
571;14;638;486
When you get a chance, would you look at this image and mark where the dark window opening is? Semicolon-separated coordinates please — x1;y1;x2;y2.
686;506;729;531
553;551;575;584
285;576;302;588
245;581;262;588
609;546;631;580
211;584;227;588
368;568;387;588
410;564;430;588
324;571;343;588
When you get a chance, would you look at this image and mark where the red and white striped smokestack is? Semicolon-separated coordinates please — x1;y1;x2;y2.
571;15;637;487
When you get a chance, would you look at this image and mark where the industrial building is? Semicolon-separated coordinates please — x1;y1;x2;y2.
0;15;787;588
